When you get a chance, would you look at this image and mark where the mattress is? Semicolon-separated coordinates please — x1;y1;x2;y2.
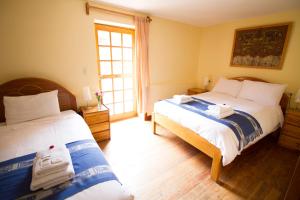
0;110;133;200
154;92;284;165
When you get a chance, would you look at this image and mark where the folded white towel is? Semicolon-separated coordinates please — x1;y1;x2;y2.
35;146;70;177
208;104;233;114
206;109;234;119
42;174;72;190
31;146;75;191
173;95;193;104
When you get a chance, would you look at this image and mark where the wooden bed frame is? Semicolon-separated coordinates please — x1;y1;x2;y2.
151;76;289;182
0;78;77;123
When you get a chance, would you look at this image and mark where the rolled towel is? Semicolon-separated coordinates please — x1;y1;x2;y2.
208;104;233;114
173;95;193;104
206;109;234;119
35;146;70;177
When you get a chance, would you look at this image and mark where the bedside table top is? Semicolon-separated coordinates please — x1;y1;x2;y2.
81;105;108;114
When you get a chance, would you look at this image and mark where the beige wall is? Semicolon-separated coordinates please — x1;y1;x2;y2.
196;10;300;102
0;0;200;110
148;17;200;111
2;0;298;111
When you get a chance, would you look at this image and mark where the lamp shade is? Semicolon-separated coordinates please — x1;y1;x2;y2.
82;86;92;101
203;76;210;87
295;89;300;103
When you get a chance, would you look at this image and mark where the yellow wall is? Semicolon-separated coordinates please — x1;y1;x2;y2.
0;0;200;110
2;0;298;110
196;10;300;100
148;17;200;111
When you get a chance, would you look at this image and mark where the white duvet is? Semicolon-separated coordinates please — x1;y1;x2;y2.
0;110;133;200
154;92;284;166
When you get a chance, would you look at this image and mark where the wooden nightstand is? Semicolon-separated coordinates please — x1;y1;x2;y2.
187;88;208;95
279;109;300;151
81;105;110;142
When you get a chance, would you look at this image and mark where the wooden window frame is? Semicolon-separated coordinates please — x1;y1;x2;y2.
94;24;137;121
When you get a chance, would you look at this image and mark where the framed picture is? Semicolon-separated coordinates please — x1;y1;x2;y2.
230;22;292;69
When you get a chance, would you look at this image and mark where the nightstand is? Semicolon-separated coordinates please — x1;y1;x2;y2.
279;109;300;151
81;105;110;142
187;88;208;95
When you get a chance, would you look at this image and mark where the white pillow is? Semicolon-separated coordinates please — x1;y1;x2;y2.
238;80;287;106
4;90;60;125
212;78;243;97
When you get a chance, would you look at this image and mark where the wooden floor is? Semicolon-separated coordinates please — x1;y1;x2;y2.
99;117;299;200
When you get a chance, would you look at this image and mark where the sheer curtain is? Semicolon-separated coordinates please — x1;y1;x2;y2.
135;16;150;114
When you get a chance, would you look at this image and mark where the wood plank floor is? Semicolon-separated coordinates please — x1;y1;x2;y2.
99;117;299;200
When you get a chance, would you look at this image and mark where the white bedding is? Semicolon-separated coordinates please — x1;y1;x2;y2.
0;110;133;200
154;92;284;166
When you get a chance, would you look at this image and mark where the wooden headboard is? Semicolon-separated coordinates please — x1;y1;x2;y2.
0;78;77;122
231;76;289;113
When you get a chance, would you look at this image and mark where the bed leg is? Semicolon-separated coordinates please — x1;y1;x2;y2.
211;152;222;182
151;112;156;134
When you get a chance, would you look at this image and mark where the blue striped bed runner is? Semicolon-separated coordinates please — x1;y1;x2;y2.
165;97;263;151
0;139;118;200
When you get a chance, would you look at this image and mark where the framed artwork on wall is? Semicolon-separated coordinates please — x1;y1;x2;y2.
230;22;292;69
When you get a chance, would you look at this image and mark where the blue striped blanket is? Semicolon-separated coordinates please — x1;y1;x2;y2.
166;97;263;150
0;139;118;200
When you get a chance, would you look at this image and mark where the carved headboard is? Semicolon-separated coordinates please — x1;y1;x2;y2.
230;76;289;113
0;78;77;122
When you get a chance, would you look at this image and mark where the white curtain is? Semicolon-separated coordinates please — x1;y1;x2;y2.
135;16;150;114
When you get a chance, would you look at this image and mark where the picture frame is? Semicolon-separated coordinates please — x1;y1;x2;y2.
230;22;292;69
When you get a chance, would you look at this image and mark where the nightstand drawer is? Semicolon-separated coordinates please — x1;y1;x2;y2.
84;112;109;125
89;122;110;133
285;115;300;127
279;135;300;151
282;124;300;139
93;130;110;142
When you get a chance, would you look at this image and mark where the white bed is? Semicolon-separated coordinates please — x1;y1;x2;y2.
0;110;133;200
154;91;284;165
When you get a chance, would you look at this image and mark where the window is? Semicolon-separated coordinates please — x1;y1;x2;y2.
95;24;136;120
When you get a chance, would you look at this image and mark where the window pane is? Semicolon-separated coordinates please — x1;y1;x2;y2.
112;47;122;60
101;78;112;92
124;101;133;112
115;103;123;114
124;77;133;89
99;47;111;60
100;61;111;75
103;92;113;104
112;61;122;75
114;91;123;103
123;61;132;74
98;31;110;46
114;78;123;90
106;104;114;115
124;89;133;101
111;32;121;46
123;48;132;60
123;34;132;47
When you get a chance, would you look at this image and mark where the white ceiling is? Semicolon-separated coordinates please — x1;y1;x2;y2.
93;0;300;27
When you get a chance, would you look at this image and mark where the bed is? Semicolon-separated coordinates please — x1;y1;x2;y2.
152;77;289;182
0;78;133;200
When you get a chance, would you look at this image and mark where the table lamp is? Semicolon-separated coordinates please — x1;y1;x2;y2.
203;76;210;90
83;86;92;107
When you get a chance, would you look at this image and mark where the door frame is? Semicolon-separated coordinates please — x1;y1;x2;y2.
94;23;137;121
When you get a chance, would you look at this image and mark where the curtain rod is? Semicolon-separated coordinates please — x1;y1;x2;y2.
85;2;152;22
